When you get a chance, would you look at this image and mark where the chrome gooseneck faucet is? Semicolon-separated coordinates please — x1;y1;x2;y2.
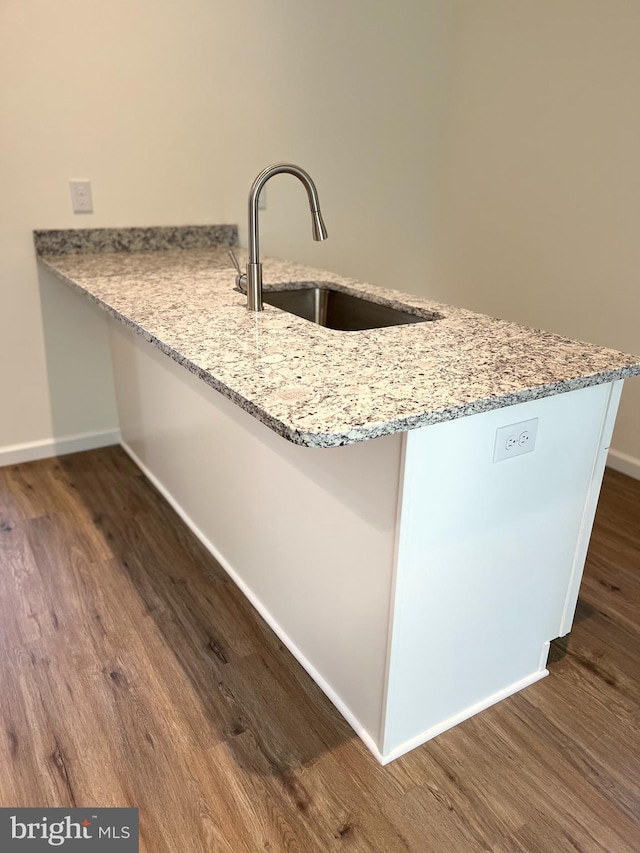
230;163;328;311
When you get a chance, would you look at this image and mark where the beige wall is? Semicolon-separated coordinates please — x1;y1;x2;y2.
0;0;240;449
223;1;456;289
1;1;638;466
430;0;640;464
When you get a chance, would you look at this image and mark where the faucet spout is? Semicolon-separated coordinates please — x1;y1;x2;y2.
245;163;328;311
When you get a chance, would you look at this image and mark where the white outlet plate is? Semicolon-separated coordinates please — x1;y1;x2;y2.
70;179;93;214
493;417;539;462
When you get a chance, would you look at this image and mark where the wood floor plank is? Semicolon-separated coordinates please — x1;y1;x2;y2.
580;553;640;636
0;449;638;851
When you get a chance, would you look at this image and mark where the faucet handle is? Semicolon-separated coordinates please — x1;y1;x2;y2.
228;250;247;294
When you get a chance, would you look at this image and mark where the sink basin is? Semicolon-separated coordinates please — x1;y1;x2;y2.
262;284;439;331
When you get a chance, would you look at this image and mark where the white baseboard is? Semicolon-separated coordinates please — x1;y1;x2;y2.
119;440;385;765
607;448;640;481
379;669;548;765
0;428;121;468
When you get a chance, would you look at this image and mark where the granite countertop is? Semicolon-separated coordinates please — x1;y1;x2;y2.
35;226;640;448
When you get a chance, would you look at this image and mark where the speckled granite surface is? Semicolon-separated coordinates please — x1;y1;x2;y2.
37;233;640;447
34;225;238;255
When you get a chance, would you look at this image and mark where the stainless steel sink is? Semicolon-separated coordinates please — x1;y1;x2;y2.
262;285;439;331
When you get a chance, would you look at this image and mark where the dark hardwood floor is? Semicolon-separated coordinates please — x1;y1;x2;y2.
0;446;638;851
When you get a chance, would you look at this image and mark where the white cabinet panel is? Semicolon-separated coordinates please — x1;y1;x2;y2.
383;382;621;758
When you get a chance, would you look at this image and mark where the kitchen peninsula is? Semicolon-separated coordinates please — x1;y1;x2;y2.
36;226;640;764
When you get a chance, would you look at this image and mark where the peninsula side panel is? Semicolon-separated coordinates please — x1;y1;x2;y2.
382;382;621;761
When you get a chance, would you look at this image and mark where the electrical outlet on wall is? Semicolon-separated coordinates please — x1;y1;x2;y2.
69;180;93;214
493;417;539;462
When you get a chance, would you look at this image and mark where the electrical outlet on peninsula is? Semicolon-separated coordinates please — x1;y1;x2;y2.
493;417;539;462
69;180;93;214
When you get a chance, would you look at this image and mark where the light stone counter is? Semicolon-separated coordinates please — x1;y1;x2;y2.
36;230;640;447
